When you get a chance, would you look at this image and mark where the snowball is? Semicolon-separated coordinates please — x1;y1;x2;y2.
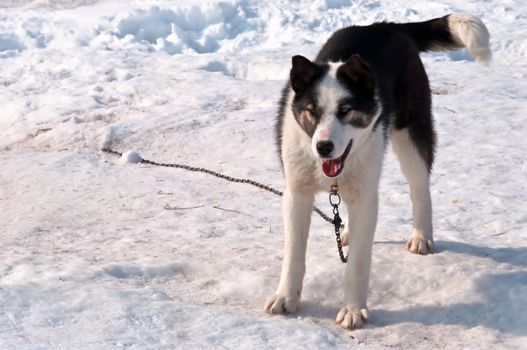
120;151;142;164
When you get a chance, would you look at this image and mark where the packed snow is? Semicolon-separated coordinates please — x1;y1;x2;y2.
1;0;526;349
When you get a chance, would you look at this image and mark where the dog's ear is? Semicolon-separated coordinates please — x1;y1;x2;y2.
337;54;375;96
290;55;324;94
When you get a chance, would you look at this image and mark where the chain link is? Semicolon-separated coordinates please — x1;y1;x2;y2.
329;188;348;263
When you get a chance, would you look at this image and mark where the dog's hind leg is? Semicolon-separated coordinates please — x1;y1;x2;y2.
391;128;434;254
264;188;314;314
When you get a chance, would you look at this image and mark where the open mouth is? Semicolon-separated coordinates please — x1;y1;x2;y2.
321;140;353;177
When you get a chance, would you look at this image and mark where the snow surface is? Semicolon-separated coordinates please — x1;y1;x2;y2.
1;0;526;349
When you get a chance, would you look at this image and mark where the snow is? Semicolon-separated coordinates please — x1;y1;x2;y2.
0;0;526;349
120;151;142;164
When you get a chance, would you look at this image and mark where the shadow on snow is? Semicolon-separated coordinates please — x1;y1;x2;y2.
300;240;527;335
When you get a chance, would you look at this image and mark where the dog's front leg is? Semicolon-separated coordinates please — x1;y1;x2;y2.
264;188;314;314
336;191;378;329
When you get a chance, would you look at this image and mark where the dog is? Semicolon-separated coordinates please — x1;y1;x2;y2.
264;13;491;329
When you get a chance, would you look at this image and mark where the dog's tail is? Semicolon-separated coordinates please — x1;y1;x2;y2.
397;13;491;65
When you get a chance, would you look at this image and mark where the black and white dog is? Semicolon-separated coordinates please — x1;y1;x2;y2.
265;14;490;329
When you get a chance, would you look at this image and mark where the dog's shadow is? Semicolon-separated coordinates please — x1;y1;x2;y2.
301;240;527;335
373;270;527;335
433;240;527;268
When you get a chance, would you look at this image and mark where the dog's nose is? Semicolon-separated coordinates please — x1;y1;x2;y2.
316;140;334;157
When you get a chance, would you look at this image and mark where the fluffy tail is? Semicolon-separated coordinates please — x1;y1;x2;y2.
398;13;491;65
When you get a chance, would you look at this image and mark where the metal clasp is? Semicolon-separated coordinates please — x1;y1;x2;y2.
329;181;341;207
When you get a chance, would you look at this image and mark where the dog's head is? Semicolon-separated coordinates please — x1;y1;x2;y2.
289;55;381;177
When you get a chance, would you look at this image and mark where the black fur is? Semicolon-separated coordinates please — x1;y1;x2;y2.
290;55;327;94
290;57;329;137
335;54;376;103
274;82;288;164
397;15;460;52
275;60;329;163
276;15;462;170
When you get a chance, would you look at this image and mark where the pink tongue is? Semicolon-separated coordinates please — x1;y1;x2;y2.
322;158;342;177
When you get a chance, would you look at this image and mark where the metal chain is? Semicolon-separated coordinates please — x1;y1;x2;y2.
329;184;348;263
102;148;337;226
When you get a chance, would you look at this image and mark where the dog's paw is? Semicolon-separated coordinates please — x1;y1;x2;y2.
336;305;368;330
263;294;300;314
406;236;433;255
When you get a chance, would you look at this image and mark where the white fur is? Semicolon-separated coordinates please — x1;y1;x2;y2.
448;13;492;65
391;128;433;254
336;124;384;329
311;63;353;159
264;189;313;314
311;63;382;161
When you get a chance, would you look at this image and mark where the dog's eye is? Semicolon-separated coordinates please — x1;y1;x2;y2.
338;104;352;115
305;104;315;113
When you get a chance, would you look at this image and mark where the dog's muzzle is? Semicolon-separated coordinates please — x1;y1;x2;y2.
321;140;353;177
